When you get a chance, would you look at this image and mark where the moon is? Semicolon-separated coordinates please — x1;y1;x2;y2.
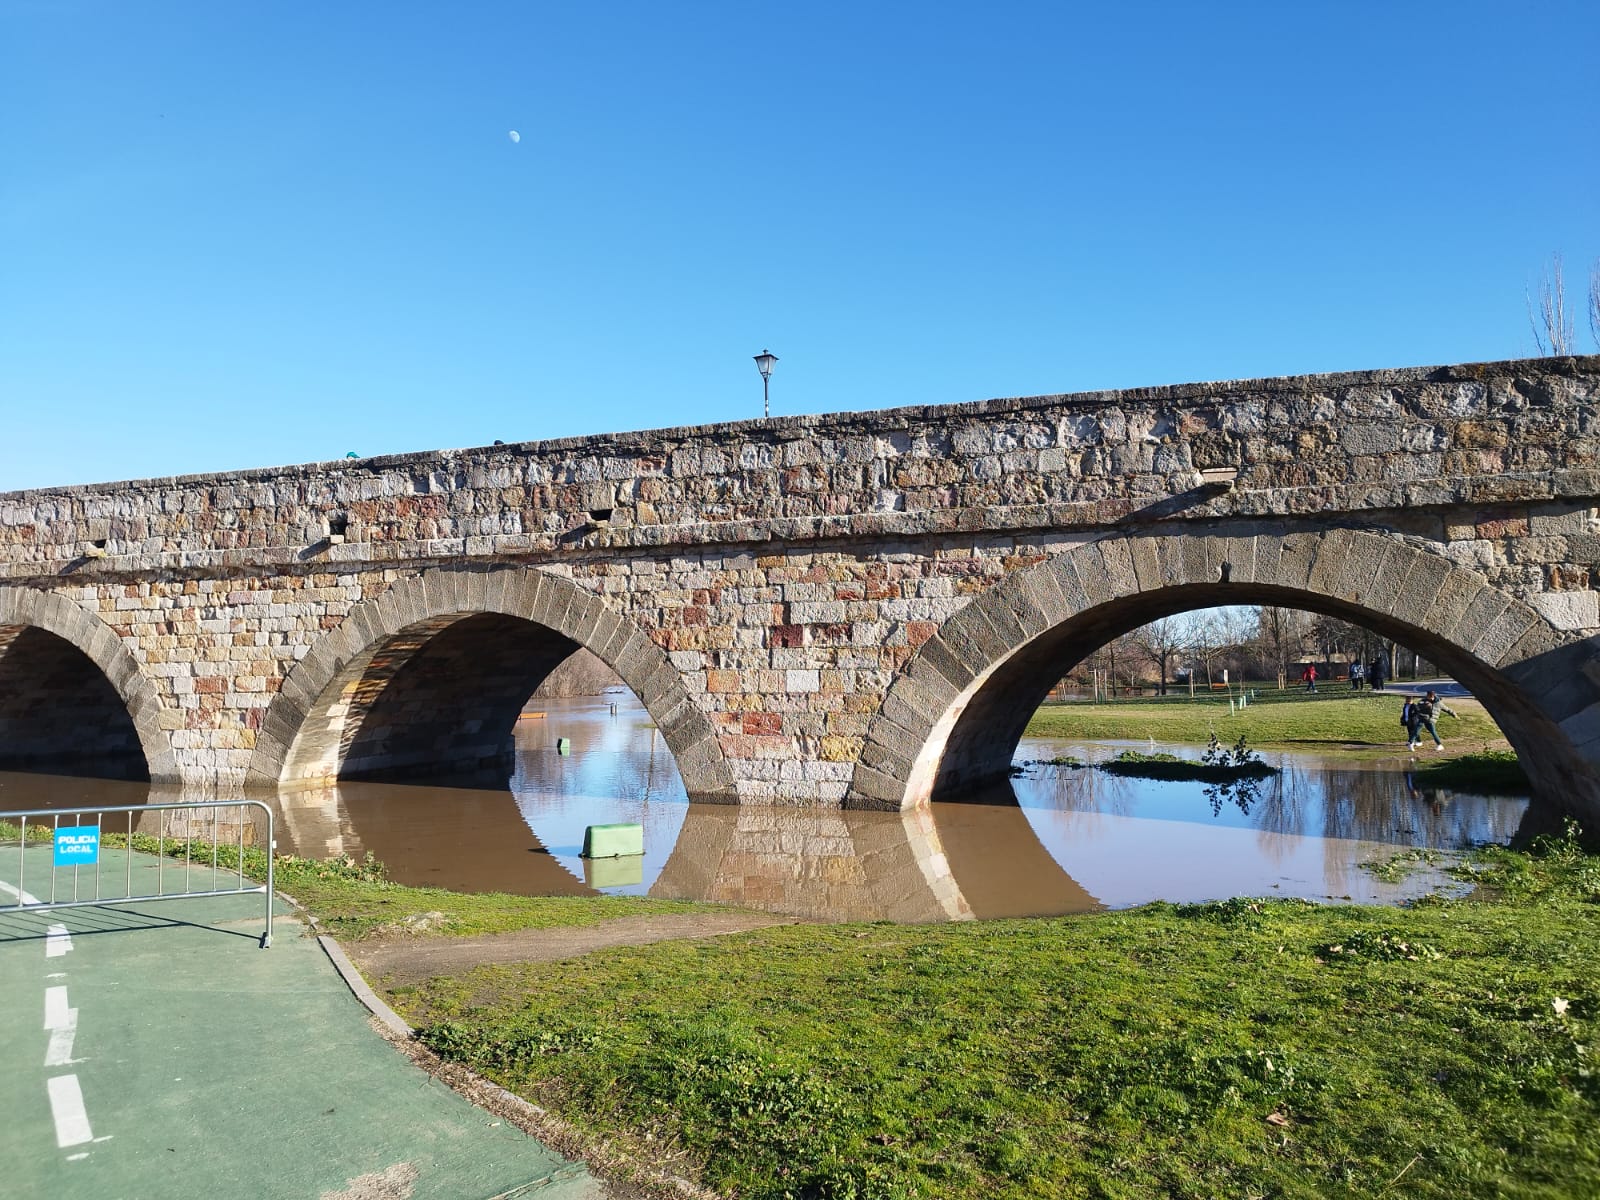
508;130;521;144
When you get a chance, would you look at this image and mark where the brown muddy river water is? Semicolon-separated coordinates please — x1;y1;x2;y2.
0;694;1527;922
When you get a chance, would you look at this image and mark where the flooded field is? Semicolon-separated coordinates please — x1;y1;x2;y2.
0;694;1528;922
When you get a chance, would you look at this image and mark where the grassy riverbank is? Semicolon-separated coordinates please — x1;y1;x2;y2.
1025;693;1508;754
77;821;1598;1196
380;833;1598;1200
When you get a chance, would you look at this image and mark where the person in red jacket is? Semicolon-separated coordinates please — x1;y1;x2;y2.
1300;663;1317;693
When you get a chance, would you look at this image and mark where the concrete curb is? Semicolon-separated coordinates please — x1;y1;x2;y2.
317;935;413;1037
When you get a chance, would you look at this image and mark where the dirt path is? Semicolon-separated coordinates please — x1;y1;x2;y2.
348;911;799;987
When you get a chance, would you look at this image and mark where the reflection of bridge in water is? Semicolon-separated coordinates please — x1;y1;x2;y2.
263;779;1102;922
1;718;1530;922
651;798;1101;921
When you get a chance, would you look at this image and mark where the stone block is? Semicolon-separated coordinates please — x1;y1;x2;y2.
1381;550;1452;624
1451;588;1512;658
1127;537;1162;591
862;718;926;765
921;633;979;691
939;602;1011;668
1530;506;1594;536
1477;605;1540;667
1167;535;1207;588
857;738;912;779
1325;531;1394;605
881;682;945;738
1305;528;1355;595
1530;590;1600;631
1421;567;1486;641
1097;538;1138;598
1043;552;1092;613
846;764;909;809
1268;532;1321;590
1015;565;1069;627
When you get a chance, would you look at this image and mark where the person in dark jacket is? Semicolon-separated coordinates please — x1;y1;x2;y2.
1407;689;1458;751
1369;655;1387;692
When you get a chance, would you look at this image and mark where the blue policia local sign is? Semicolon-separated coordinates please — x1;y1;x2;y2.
54;825;100;867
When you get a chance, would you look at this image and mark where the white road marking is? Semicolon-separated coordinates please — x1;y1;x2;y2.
0;878;43;905
6;871;99;1152
45;1020;79;1067
44;986;73;1030
47;1075;94;1147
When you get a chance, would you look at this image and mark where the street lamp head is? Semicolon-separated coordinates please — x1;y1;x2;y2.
753;349;778;380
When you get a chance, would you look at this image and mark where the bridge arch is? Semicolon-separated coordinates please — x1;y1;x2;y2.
0;586;178;782
847;529;1600;823
246;566;737;802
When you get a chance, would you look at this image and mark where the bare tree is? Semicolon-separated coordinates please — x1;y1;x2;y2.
1183;606;1252;685
1529;253;1576;356
1187;610;1226;686
1132;616;1186;695
1310;613;1367;675
1591;257;1600;349
1255;607;1312;685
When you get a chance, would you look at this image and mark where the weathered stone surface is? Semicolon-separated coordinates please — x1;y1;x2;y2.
0;357;1598;818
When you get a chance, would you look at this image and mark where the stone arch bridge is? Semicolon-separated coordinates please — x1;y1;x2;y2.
4;355;1600;824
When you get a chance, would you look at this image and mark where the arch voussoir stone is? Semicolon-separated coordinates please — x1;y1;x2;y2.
1268;531;1321;590
1219;535;1260;585
1452;588;1514;657
1304;527;1356;594
1127;537;1162;591
250;566;736;803
1420;566;1483;637
1044;552;1094;612
1096;539;1138;599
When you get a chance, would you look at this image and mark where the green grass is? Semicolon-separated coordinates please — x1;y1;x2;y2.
1410;750;1531;795
261;851;714;940
76;837;718;940
1026;694;1508;754
1095;750;1277;783
398;830;1600;1200
66;817;1596;1197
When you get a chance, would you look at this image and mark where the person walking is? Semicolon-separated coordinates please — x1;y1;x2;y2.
1301;663;1317;693
1407;689;1458;751
1369;655;1387;693
1349;661;1364;691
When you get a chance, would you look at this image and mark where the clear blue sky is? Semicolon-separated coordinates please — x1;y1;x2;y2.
4;2;1597;490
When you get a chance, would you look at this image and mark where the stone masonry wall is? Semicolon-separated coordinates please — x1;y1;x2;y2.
1;356;1598;800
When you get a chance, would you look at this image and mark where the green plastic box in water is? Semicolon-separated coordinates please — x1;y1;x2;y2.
584;854;644;888
582;822;644;859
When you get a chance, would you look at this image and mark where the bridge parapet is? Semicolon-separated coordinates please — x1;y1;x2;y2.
3;357;1598;580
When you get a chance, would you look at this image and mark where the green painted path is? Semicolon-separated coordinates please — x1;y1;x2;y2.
0;842;610;1199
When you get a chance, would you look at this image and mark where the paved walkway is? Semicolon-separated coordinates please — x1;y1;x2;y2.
0;842;610;1199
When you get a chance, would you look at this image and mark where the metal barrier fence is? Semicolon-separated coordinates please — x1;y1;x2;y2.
0;800;275;948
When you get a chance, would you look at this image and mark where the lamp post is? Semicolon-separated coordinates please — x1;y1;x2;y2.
753;349;778;418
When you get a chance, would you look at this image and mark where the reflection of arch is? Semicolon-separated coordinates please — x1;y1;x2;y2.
650;791;1100;921
246;566;736;802
272;782;597;897
651;802;973;921
930;787;1103;918
848;530;1599;820
0;587;177;782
